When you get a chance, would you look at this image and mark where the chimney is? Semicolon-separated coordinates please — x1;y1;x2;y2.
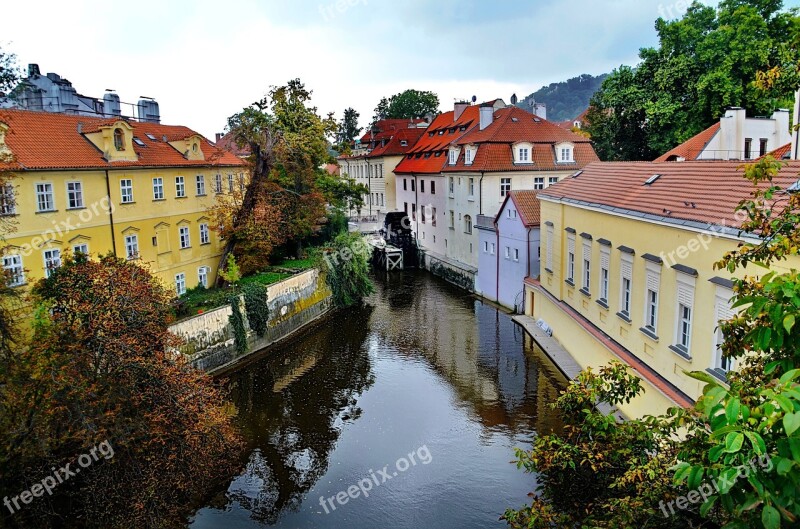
793;90;800;160
510;93;518;106
454;101;469;121
479;103;494;130
27;64;40;77
721;107;746;160
533;102;547;120
772;108;790;149
215;133;224;143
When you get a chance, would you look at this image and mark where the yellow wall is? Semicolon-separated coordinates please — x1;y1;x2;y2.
530;198;798;413
3;166;245;294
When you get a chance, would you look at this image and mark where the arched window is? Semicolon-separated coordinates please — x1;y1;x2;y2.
464;215;473;234
113;128;125;151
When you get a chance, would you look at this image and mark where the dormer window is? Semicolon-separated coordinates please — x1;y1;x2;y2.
518;147;530;163
449;148;460;165
113;128;125;151
465;146;476;165
556;142;575;163
400;140;408;147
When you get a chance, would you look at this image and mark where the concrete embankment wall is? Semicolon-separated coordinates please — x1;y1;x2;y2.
170;269;332;373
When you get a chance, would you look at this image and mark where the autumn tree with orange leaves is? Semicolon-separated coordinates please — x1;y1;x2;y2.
0;254;242;529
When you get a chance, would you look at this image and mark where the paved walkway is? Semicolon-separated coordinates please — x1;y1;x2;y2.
513;315;582;379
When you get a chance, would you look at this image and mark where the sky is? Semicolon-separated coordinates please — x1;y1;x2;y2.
3;0;798;138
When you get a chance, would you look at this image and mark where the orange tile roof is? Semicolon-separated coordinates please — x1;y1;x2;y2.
0;109;246;171
358;118;425;144
215;130;251;158
367;127;426;158
654;123;720;162
498;190;541;227
539;160;800;228
760;142;792;161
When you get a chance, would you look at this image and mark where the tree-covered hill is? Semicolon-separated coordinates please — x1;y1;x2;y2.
518;73;608;122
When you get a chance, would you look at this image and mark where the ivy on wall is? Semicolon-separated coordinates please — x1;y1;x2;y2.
228;295;248;355
242;283;270;338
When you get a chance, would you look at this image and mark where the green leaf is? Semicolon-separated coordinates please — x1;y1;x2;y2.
762;505;780;529
688;465;705;489
777;457;794;475
725;432;744;453
726;398;741;424
745;431;767;455
789;438;800;462
766;360;784;375
775;395;794;414
700;496;718;517
718;468;741;494
783;412;800;436
784;314;796;334
687;370;720;385
779;369;800;384
710;444;725;462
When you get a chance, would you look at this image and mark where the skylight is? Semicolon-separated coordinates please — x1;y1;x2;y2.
788;179;800;192
133;137;145;147
572;170;583;178
511;117;519;122
644;174;662;185
145;133;157;141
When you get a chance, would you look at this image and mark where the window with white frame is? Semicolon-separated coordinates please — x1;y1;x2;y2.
228;174;234;193
713;286;735;373
175;176;186;198
431;207;437;227
545;224;554;271
484;241;489;253
448;177;454;195
215;174;223;194
66;182;84;209
548;176;559;186
559;146;574;162
196;175;206;196
582;240;591;292
43;249;61;278
199;223;210;245
449;149;458;165
674;273;696;354
643;263;661;334
464;215;472;234
0;184;14;215
175;272;186;296
125;234;139;259
153;177;164;200
36;183;55;212
73;243;88;256
567;233;576;283
513;248;519;262
179;226;191;248
490;243;495;255
534;177;544;190
468;178;475;197
599;247;610;303
198;266;210;288
518;147;530;163
619;254;633;317
505;246;510;260
465;147;475;165
120;179;133;204
2;255;24;286
449;210;454;228
501;178;511;197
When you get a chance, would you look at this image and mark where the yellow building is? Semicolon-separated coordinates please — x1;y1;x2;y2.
0;109;247;294
525;161;800;417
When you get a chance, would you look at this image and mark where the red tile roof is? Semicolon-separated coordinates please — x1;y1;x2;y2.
215;130;251;158
761;142;792;161
654;123;720;162
367;127;426;158
444;106;599;172
498;190;541;227
0;109;245;170
539;160;800;228
358;118;425;144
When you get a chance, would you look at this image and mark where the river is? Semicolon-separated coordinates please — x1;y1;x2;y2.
189;270;567;529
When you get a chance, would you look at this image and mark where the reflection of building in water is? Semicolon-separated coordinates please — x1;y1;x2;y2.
370;272;566;434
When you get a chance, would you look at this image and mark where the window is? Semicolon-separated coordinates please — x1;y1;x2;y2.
619;254;633;317
2;255;24;286
490;243;495;255
545;224;554;271
113;128;125;151
215;174;223;194
411;203;416;221
73;243;88;256
196;175;206;196
534;177;544;190
744;138;753;159
674;274;696;353
513;248;519;262
36;183;55;212
449;210;454;229
599;247;610;303
403;179;407;191
420;180;425;193
464;215;472;234
153;177;164;200
125;234;139;259
228;174;234;193
548;176;559;186
713;286;735;373
430;181;436;194
644;263;661;334
176;176;186;198
43;249;61;278
404;202;408;214
0;184;14;215
421;206;426;224
518;147;530;163
465;148;473;164
198;266;210;288
66;182;84;209
239;173;245;193
505;246;510;259
411;179;415;192
200;223;210;245
175;273;186;296
179;226;191;248
468;178;475;197
582;241;592;292
484;241;489;253
567;234;575;283
431;207;437;227
560;147;573;162
448;177;454;195
501;178;511;197
120;179;133;204
449;149;457;165
759;138;768;157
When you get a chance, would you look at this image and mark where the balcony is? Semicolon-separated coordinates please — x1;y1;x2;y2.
476;215;495;230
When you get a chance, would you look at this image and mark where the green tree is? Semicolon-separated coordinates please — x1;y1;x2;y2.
335;107;362;149
588;0;800;160
318;173;369;213
320;232;374;308
372;89;440;123
0;45;19;95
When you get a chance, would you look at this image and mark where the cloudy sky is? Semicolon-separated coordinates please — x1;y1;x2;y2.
4;0;796;138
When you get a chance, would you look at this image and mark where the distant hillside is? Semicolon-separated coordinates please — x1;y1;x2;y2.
518;73;608;123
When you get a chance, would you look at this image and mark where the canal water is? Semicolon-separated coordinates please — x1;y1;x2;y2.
189;271;567;529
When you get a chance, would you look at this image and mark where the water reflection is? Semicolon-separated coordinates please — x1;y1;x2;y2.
191;271;566;529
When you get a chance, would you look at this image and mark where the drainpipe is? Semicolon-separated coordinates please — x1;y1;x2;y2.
365;157;372;217
495;221;500;303
104;169;117;257
526;226;532;278
478;171;485;215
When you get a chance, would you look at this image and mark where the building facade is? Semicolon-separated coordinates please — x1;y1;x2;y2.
0;109;246;295
526;161;800;417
